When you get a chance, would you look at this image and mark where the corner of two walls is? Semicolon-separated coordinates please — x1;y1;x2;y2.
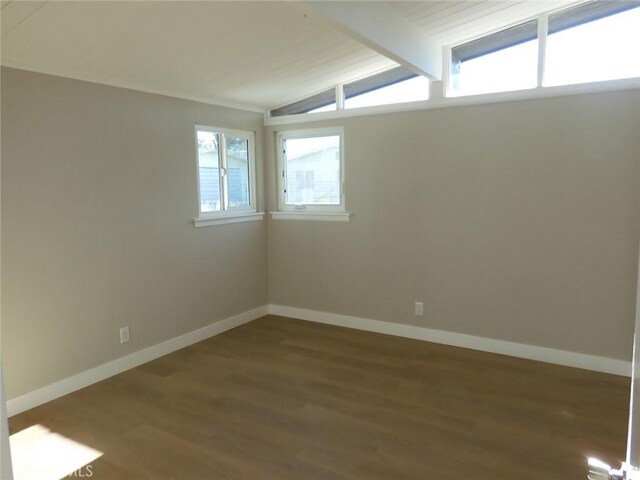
2;67;640;405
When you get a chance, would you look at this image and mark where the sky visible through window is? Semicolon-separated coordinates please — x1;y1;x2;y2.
450;40;538;97
545;7;640;86
345;76;429;109
308;76;430;113
451;6;640;97
309;103;336;113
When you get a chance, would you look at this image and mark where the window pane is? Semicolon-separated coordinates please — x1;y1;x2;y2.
197;130;221;212
450;39;538;97
344;76;429;109
308;103;336;113
544;7;640;87
285;136;340;205
450;19;538;97
226;137;250;208
270;88;336;116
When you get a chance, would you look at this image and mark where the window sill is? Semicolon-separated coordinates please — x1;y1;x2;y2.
193;212;264;227
270;211;351;222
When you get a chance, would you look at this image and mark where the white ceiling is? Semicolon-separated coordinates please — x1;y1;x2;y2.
1;0;579;113
390;1;577;45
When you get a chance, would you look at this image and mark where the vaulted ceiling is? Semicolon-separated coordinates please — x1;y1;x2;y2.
1;1;577;113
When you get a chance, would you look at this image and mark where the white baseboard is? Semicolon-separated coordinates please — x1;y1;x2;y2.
7;305;269;417
8;303;631;417
268;305;632;377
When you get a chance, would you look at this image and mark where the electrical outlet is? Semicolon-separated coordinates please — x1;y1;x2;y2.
120;326;130;344
415;302;424;316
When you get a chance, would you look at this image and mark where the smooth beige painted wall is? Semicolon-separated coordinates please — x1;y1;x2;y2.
266;89;640;361
1;68;268;398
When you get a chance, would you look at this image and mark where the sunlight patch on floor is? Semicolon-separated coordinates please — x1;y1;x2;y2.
10;424;103;480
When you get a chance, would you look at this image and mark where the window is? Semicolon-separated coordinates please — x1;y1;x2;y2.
194;126;261;227
450;20;539;97
269;66;428;117
344;67;429;109
545;2;640;86
448;0;640;97
271;88;337;117
274;128;348;221
308;103;337;114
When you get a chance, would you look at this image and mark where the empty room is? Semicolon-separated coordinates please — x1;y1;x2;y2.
1;1;640;479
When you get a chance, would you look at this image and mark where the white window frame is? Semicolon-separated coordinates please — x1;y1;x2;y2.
273;127;349;222
193;125;262;227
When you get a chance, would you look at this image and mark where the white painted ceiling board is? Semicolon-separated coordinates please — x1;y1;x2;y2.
304;1;443;79
1;0;587;111
1;1;390;111
391;0;578;44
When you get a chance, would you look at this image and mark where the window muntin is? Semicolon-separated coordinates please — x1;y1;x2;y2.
545;4;640;87
195;126;256;218
450;20;538;97
277;128;344;212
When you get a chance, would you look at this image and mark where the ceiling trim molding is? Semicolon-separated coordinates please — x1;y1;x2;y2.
0;60;266;114
304;1;442;80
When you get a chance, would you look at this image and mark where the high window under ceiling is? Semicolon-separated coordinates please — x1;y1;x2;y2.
449;0;640;97
270;66;429;117
267;0;640;119
544;1;640;86
449;20;539;97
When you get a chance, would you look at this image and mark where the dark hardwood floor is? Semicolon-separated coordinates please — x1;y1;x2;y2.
9;315;630;479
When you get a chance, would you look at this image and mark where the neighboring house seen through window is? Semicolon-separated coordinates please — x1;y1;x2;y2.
194;125;259;226
277;128;345;214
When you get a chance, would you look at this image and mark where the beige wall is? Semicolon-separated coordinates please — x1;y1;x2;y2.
266;89;640;361
1;68;268;398
2;65;639;401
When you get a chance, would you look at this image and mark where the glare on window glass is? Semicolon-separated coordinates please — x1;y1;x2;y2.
226;137;250;208
544;7;640;87
308;103;336;113
197;130;221;213
345;76;429;109
450;39;538;97
285;136;340;205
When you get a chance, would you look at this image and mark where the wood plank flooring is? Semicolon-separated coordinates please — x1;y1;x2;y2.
9;315;630;479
